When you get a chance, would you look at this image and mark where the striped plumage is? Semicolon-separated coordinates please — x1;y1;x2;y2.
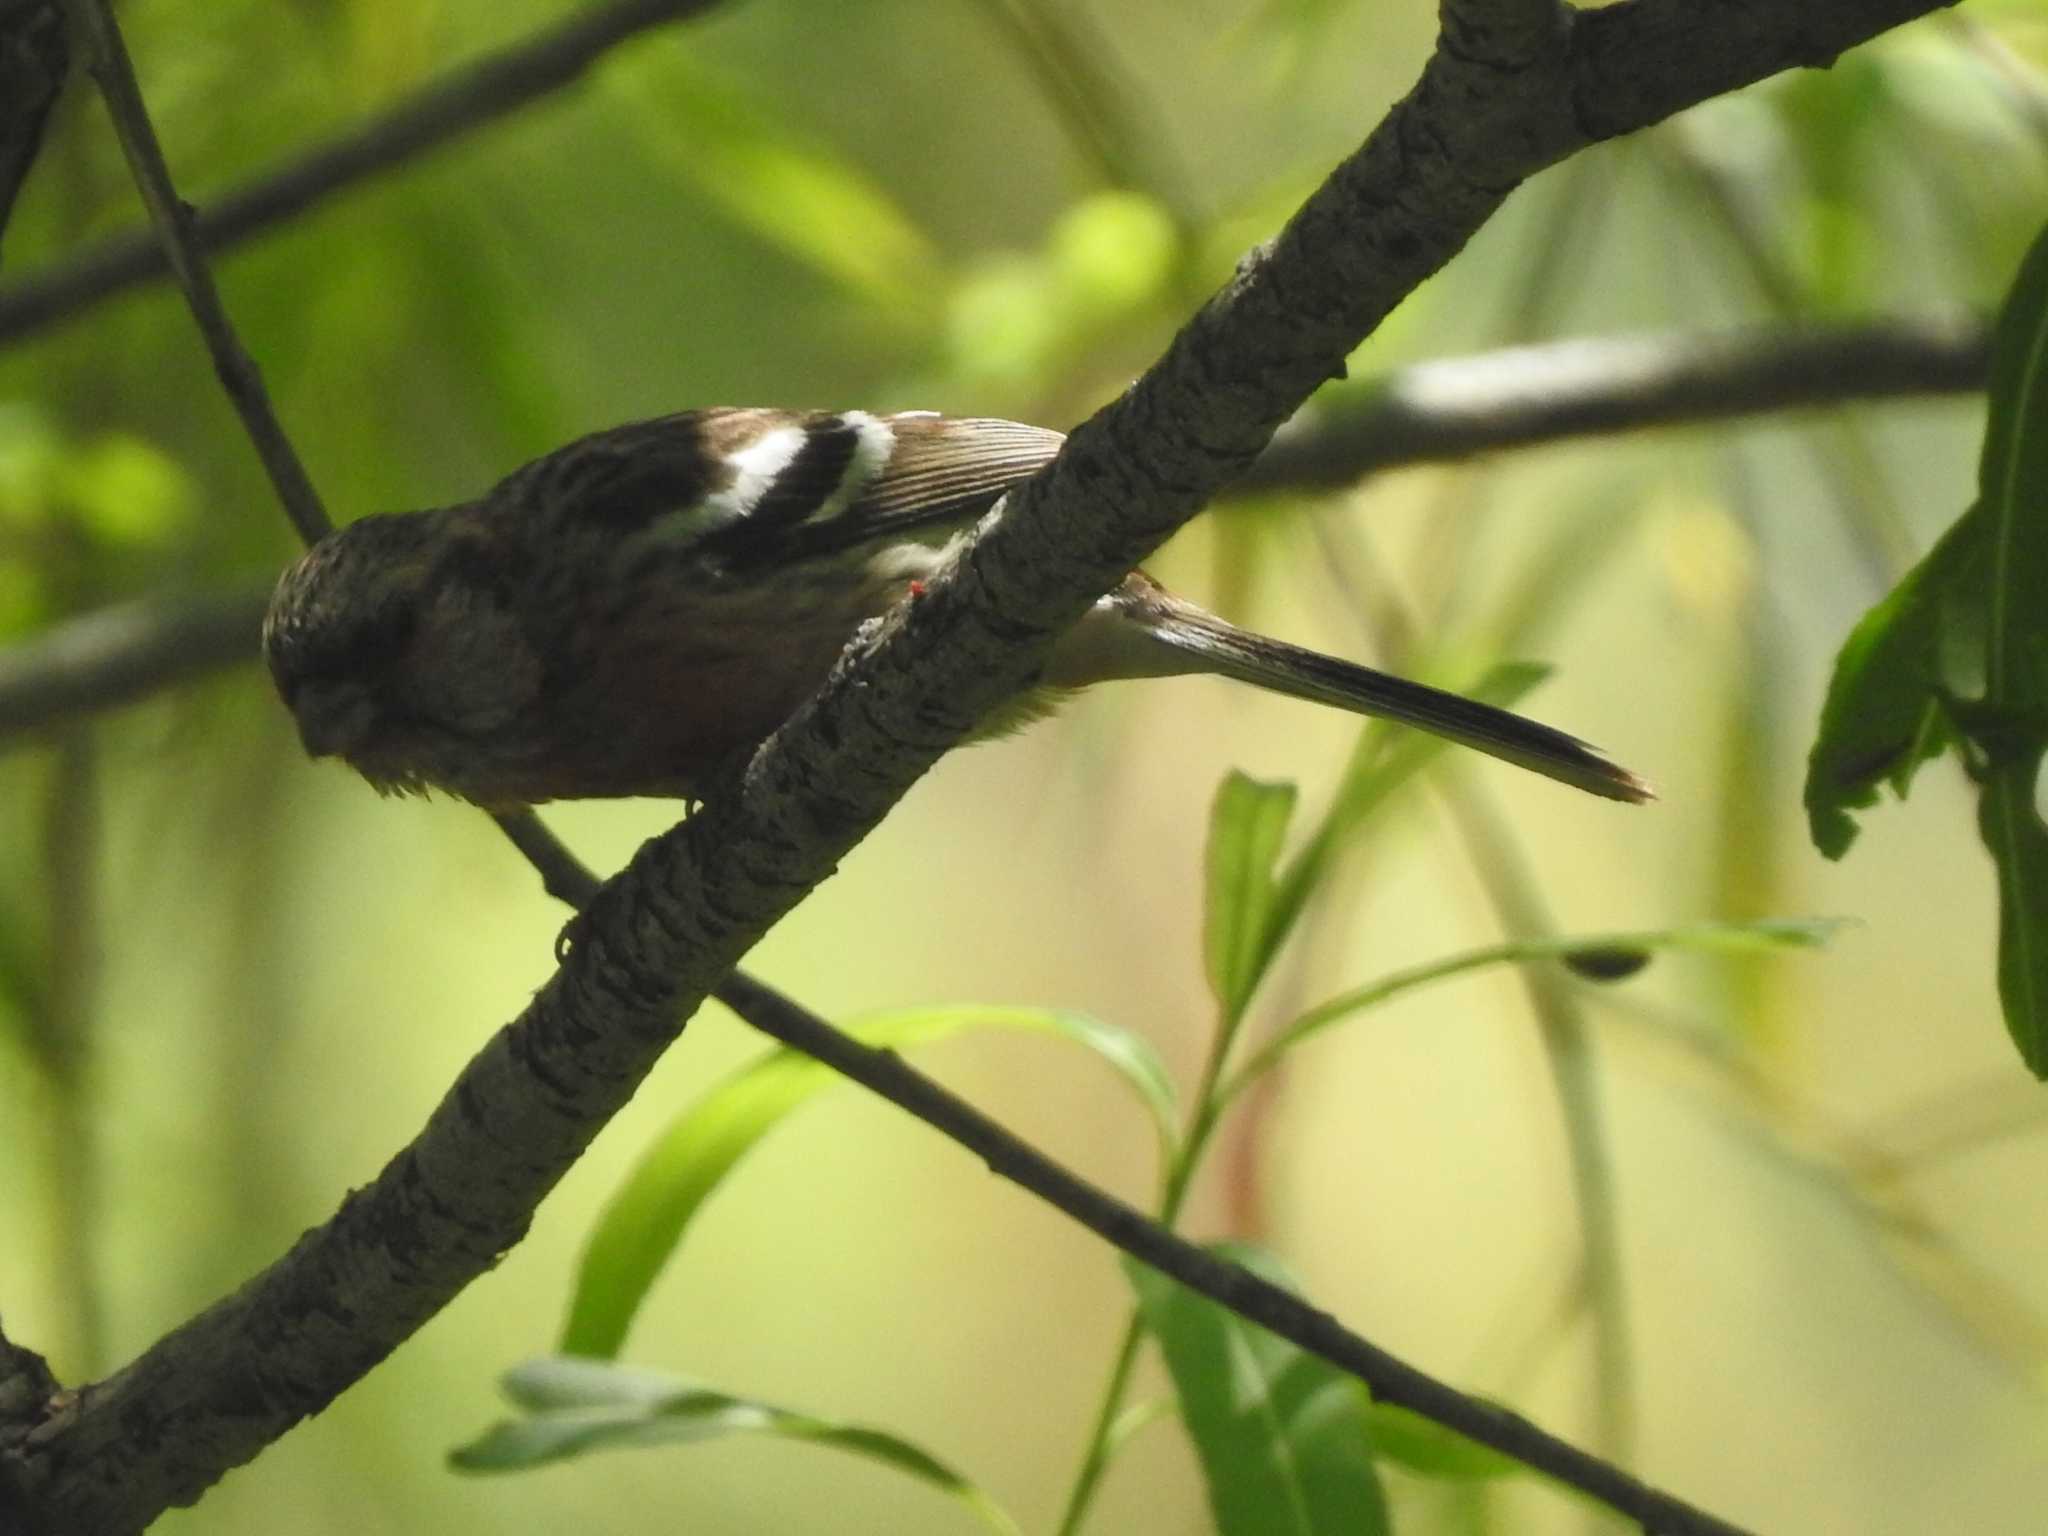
262;409;1651;809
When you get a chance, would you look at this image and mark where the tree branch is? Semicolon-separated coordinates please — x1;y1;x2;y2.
7;0;1956;1529
0;0;726;350
1239;315;1989;491
0;0;66;259
0;585;269;743
61;0;329;543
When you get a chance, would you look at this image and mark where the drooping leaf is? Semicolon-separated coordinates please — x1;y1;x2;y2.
1804;217;2048;1071
452;1357;1020;1535
1127;1243;1388;1536
562;1005;1178;1359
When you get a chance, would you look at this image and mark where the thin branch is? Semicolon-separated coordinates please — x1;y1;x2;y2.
0;585;269;743
708;971;1747;1536
61;0;329;543
0;0;67;258
1237;317;1989;492
8;0;1954;1529
0;0;727;349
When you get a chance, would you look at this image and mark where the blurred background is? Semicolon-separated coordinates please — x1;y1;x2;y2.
3;0;2047;1531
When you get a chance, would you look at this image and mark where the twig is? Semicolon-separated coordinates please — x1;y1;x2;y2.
0;0;727;349
1237;318;1989;493
0;585;269;743
708;970;1748;1536
0;0;67;258
60;0;329;543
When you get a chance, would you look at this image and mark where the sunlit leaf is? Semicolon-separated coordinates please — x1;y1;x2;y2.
62;434;193;549
1048;191;1179;320
453;1357;1020;1534
1203;771;1298;1020
1805;216;2048;1071
1128;1243;1388;1536
562;1005;1178;1359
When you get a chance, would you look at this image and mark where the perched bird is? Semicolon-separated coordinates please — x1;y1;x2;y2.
263;409;1651;809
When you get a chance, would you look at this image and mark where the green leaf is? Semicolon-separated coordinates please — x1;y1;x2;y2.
1362;1403;1519;1483
452;1357;1020;1535
562;1005;1178;1359
1128;1243;1388;1536
1803;503;1979;858
1203;772;1299;1020
1804;216;2048;1071
1219;919;1840;1107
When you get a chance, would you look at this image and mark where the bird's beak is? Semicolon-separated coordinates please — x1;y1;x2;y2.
290;679;377;760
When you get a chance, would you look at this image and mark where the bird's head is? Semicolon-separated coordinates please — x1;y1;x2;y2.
263;510;543;799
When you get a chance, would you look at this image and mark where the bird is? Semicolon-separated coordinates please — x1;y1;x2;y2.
262;408;1651;810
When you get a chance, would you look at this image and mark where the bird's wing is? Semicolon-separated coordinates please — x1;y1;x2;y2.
489;408;1067;569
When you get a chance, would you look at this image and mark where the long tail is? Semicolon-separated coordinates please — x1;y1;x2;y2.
1096;585;1652;804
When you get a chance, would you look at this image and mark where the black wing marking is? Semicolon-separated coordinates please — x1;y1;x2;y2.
716;414;1067;569
489;409;788;533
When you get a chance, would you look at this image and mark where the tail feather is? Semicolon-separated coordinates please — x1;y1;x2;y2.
1112;592;1651;805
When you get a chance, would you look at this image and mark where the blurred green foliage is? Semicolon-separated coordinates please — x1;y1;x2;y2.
2;2;2048;1534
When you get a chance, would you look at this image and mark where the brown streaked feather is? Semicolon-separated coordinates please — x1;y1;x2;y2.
742;414;1068;566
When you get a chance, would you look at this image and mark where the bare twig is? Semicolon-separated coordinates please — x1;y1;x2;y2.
61;0;329;543
709;970;1749;1536
0;0;726;349
0;585;269;743
0;0;67;258
1238;317;1989;492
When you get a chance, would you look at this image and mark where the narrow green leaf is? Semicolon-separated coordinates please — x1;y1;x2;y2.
562;1006;1178;1359
1804;216;2048;1071
1362;1403;1520;1483
1127;1244;1388;1536
1203;772;1299;1019
453;1357;1020;1535
1220;919;1840;1107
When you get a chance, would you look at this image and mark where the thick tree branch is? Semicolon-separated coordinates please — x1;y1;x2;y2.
0;585;269;743
8;0;1954;1530
0;319;1986;744
0;0;725;349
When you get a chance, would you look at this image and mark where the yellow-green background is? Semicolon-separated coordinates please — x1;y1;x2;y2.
3;1;2047;1531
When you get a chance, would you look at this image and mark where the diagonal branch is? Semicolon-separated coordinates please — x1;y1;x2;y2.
7;0;1956;1531
0;0;726;349
61;0;328;542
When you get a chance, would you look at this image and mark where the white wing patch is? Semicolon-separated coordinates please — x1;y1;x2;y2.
700;424;808;527
812;411;897;526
